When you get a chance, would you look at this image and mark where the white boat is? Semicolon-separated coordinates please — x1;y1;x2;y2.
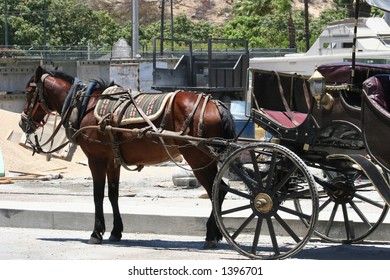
250;16;390;75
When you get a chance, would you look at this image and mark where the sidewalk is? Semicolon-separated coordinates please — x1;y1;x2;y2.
1;164;390;242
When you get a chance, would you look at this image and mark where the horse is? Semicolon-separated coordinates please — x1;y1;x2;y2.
19;66;236;248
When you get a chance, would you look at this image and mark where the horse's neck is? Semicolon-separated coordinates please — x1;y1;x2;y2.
48;81;72;115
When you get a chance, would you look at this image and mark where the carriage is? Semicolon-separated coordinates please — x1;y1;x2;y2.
18;0;390;260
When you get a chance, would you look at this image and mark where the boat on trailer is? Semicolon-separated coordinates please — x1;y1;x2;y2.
250;15;390;75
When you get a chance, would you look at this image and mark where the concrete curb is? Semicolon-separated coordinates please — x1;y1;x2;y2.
1;195;390;242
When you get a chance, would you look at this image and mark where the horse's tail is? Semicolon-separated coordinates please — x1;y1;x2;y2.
215;100;236;140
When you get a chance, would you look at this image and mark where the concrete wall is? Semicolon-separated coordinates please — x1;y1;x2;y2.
0;58;177;112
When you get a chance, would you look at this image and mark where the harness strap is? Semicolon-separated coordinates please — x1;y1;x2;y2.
160;91;178;130
104;125;143;172
77;80;96;125
197;94;210;137
127;90;160;132
102;90;161;171
29;76;77;153
273;71;299;126
61;78;81;118
299;74;312;111
179;93;203;135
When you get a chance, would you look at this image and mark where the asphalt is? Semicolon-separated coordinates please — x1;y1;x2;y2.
1;163;390;243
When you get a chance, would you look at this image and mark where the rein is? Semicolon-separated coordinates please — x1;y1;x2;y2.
24;74;75;155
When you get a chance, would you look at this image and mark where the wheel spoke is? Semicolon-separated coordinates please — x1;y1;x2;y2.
277;188;311;201
273;165;298;192
266;218;280;256
342;203;353;240
219;183;252;200
354;182;373;189
230;163;258;193
319;197;333;212
279;205;312;220
324;203;339;236
249;149;264;188
232;213;256;240
349;200;373;228
265;151;278;189
354;192;384;208
221;204;252;215
251;218;263;255
274;213;301;243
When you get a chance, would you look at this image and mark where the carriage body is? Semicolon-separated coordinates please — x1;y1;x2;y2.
248;63;390;176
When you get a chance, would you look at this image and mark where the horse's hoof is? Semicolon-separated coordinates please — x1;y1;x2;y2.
203;240;218;249
108;234;121;242
88;236;102;245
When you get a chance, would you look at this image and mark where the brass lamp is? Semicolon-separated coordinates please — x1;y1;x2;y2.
308;69;326;108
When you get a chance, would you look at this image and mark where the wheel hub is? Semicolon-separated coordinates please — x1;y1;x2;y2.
254;193;273;213
328;179;355;203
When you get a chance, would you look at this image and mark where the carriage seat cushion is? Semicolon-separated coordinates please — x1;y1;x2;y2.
262;109;307;129
318;62;390;87
363;74;390;112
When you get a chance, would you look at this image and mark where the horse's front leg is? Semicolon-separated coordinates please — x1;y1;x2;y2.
107;162;123;242
88;158;107;244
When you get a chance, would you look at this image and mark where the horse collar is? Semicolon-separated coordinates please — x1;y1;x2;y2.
41;73;50;83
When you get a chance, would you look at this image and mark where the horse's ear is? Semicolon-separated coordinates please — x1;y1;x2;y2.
35;66;43;82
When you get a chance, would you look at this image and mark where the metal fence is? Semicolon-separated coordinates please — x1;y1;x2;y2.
0;45;111;60
0;43;295;61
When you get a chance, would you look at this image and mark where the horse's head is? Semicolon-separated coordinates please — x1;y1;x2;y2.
19;66;73;134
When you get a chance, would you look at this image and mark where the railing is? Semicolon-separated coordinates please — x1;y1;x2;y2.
0;43;296;61
0;45;112;60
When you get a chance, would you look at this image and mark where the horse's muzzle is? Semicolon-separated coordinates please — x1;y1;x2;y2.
19;113;38;134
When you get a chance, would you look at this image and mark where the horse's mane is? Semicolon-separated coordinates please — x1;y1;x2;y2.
43;68;115;90
43;68;75;85
89;78;116;90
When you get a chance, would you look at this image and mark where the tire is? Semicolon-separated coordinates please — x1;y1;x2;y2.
212;142;319;259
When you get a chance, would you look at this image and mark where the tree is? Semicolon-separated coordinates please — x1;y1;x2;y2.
334;0;371;17
140;14;215;47
0;0;122;47
233;0;272;16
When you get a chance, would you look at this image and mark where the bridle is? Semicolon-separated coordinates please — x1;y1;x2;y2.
21;73;71;155
21;73;53;133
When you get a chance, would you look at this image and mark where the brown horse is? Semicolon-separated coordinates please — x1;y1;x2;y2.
19;66;236;248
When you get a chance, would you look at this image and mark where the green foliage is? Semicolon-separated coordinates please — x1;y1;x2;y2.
293;7;347;52
0;0;371;53
1;0;121;47
139;14;215;49
233;0;273;16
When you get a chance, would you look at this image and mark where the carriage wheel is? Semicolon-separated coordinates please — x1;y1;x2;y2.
213;142;319;260
296;167;389;244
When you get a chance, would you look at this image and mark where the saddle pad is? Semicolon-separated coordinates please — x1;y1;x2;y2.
94;86;175;125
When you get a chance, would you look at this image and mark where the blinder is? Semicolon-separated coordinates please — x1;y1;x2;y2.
21;73;54;133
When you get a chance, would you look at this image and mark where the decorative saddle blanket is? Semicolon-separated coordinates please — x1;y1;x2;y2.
94;86;176;125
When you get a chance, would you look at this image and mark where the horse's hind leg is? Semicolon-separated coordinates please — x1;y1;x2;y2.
181;151;226;248
107;162;123;242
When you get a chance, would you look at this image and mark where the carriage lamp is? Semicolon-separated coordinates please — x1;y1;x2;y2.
308;69;326;109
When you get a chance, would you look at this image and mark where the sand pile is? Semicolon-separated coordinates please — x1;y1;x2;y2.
0;109;88;179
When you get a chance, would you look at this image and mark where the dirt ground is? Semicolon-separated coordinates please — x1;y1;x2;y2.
0;109;206;199
0;109;88;179
0;110;86;177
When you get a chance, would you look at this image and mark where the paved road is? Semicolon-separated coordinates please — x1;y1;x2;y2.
1;226;390;260
1;227;390;280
